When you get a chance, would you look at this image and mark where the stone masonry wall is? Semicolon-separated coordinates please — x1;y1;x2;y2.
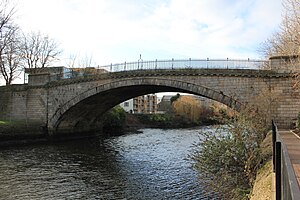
0;86;47;124
0;86;12;120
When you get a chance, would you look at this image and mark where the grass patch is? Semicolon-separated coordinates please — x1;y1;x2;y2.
250;160;272;200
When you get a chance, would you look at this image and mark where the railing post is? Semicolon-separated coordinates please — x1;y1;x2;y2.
172;58;174;69
275;141;282;200
124;62;126;71
272;120;277;172
226;58;229;69
206;58;209;68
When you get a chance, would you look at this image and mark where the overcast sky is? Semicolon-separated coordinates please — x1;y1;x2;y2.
0;0;283;85
14;0;283;66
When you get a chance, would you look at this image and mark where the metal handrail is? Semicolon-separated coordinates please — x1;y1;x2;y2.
272;121;300;200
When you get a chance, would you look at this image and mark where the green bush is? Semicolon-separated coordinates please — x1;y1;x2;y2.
102;105;126;129
170;93;180;103
149;114;170;123
190;111;267;200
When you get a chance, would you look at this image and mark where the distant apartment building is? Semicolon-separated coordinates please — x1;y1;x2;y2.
120;94;158;114
120;99;134;113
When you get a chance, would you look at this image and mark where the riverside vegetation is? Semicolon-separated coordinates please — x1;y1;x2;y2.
190;89;276;200
103;94;225;135
190;112;272;199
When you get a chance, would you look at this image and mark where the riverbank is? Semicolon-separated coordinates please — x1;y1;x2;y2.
124;113;218;131
0;113;219;146
0;120;99;147
0;120;48;147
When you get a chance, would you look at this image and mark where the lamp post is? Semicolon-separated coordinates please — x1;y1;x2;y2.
138;54;143;70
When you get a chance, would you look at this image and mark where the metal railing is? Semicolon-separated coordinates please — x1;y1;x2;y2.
100;58;268;72
52;58;269;81
272;120;300;200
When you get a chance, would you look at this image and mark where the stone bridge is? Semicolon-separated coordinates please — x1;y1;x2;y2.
0;58;298;135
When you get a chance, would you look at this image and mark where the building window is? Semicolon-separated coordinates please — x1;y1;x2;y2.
124;102;129;107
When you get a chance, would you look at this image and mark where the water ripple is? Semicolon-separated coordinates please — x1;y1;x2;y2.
0;128;217;199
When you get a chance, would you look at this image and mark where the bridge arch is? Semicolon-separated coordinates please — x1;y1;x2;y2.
49;77;242;134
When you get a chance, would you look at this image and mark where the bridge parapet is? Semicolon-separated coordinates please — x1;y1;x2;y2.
25;57;300;86
269;55;300;72
25;59;269;86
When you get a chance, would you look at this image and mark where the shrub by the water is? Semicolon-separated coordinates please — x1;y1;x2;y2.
190;89;274;199
102;105;126;130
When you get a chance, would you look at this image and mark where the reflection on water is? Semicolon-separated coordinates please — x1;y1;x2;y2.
0;128;216;199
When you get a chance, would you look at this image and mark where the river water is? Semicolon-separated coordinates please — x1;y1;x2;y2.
0;127;216;200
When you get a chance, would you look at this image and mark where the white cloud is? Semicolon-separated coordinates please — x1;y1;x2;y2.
14;0;283;65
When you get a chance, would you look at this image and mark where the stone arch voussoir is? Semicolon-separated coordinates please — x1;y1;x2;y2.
49;78;241;129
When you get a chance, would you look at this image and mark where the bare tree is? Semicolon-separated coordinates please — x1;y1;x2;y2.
260;0;300;58
0;0;22;85
0;26;22;85
66;53;77;68
66;53;96;68
21;31;62;68
260;0;300;89
78;53;95;68
65;53;98;77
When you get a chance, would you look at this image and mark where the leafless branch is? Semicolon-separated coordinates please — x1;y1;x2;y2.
20;31;62;68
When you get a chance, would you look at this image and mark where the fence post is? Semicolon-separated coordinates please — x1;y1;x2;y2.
275;141;282;200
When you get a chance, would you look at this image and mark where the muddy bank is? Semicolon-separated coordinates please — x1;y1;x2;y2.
0;113;218;146
0;121;47;147
124;113;218;131
0;120;98;147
